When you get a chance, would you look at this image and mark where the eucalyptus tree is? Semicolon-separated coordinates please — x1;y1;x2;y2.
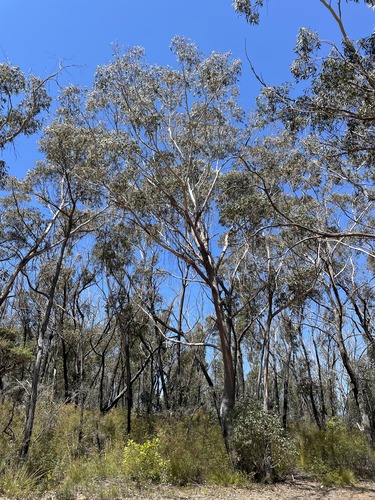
231;0;375;439
80;36;249;442
336;255;375;365
0;326;32;380
322;244;375;438
16;114;108;458
0;181;63;311
235;0;374;248
316;240;373;441
218;156;325;412
18;217;76;458
92;219;154;427
43;254;101;407
234;0;375;26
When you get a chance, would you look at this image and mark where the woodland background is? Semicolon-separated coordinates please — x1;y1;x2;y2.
0;0;374;497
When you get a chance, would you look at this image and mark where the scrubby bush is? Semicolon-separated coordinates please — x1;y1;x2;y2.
101;408;129;447
128;411;157;443
156;413;235;485
123;438;170;483
299;417;375;484
27;403;99;486
322;468;356;487
230;399;297;482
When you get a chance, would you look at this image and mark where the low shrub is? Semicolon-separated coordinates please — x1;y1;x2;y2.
156;413;233;485
299;417;375;484
230;399;297;482
123;438;170;483
100;409;128;447
322;468;356;487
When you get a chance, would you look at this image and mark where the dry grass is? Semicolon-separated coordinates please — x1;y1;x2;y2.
12;478;372;500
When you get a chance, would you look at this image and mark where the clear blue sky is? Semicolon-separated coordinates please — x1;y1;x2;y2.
1;0;374;176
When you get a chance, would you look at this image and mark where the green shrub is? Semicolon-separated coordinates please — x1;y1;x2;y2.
123;438;170;483
27;404;81;485
157;413;233;485
322;468;356;487
125;412;157;447
0;402;25;464
230;399;297;482
299;417;375;483
101;409;128;447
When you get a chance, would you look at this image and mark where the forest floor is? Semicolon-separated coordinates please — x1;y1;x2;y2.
27;477;375;500
1;477;375;499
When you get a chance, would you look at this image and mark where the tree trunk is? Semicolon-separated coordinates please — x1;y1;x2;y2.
327;260;372;444
19;235;70;459
282;349;291;430
210;278;235;447
313;337;327;427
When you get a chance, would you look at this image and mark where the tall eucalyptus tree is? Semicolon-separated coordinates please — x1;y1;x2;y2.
81;36;247;441
236;0;374;247
17;116;108;458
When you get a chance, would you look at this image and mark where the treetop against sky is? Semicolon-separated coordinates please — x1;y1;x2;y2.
1;1;373;176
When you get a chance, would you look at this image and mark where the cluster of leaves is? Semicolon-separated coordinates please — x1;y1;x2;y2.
234;0;375;26
0;63;52;179
232;0;265;24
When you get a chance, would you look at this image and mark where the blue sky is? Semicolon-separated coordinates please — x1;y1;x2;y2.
1;0;374;175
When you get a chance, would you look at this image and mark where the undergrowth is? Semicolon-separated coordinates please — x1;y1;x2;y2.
298;417;375;485
0;403;374;498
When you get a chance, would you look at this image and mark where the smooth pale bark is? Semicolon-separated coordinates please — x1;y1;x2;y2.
313;337;327;427
282;348;292;431
19;233;71;459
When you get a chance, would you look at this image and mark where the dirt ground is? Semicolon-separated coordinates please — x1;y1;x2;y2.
0;478;374;499
33;478;375;499
148;480;375;499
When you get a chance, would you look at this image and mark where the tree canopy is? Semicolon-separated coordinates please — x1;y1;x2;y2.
0;0;374;484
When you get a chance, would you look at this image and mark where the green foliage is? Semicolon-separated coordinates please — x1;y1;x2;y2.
2;402;375;496
0;328;32;376
0;63;51;156
230;400;297;481
322;468;357;487
28;404;96;479
18;404;116;489
100;409;129;447
299;418;375;484
123;438;170;483
127;412;157;443
54;441;126;498
157;413;233;485
233;0;265;24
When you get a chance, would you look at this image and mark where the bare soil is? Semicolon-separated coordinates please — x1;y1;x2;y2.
35;478;375;499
